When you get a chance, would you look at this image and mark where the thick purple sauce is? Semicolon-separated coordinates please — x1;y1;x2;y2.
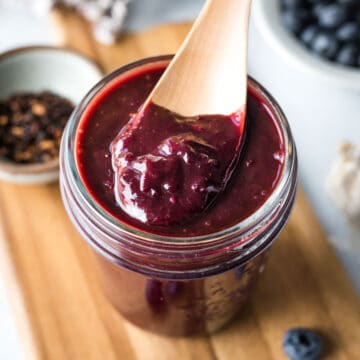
76;64;284;237
110;102;245;226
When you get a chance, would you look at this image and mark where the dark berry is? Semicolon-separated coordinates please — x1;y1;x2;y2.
281;0;304;7
282;8;312;34
336;44;359;67
283;328;323;360
337;0;359;5
336;22;360;42
312;3;328;18
311;32;339;59
300;25;320;46
316;4;348;28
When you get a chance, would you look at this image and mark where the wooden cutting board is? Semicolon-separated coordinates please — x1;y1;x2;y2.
0;8;359;360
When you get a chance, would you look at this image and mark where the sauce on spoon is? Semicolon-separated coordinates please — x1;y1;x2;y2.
111;102;245;225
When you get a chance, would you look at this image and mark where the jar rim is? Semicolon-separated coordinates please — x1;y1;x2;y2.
62;55;297;246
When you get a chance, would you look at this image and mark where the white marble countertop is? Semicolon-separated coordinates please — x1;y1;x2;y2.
0;1;359;359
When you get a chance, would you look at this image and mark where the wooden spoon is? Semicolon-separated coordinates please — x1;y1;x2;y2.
149;0;252;117
111;0;252;225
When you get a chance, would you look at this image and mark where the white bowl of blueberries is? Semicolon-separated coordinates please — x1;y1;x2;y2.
249;0;360;245
253;0;360;88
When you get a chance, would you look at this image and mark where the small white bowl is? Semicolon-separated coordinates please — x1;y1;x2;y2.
0;46;103;184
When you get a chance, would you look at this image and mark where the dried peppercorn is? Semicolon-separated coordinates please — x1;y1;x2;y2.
0;91;74;164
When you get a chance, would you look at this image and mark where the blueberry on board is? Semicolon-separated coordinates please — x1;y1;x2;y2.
336;22;360;42
283;328;323;360
317;4;348;28
336;44;359;67
300;25;320;46
311;32;339;59
282;8;311;34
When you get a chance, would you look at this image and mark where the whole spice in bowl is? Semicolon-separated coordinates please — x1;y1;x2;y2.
0;91;74;164
0;45;103;184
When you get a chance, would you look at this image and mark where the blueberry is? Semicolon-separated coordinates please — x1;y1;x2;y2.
336;22;360;42
337;0;359;5
355;8;360;23
311;32;340;59
281;0;304;7
336;44;359;67
282;8;312;34
283;328;323;360
312;3;327;18
300;25;320;46
317;4;348;28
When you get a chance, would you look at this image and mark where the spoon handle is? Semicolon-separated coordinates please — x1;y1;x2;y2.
151;0;252;117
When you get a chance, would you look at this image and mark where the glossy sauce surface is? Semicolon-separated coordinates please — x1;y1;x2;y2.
76;64;284;237
111;102;244;226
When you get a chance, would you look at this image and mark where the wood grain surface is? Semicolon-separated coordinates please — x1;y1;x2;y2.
0;9;359;360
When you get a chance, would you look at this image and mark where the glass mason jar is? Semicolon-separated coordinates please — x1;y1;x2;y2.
60;55;298;336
